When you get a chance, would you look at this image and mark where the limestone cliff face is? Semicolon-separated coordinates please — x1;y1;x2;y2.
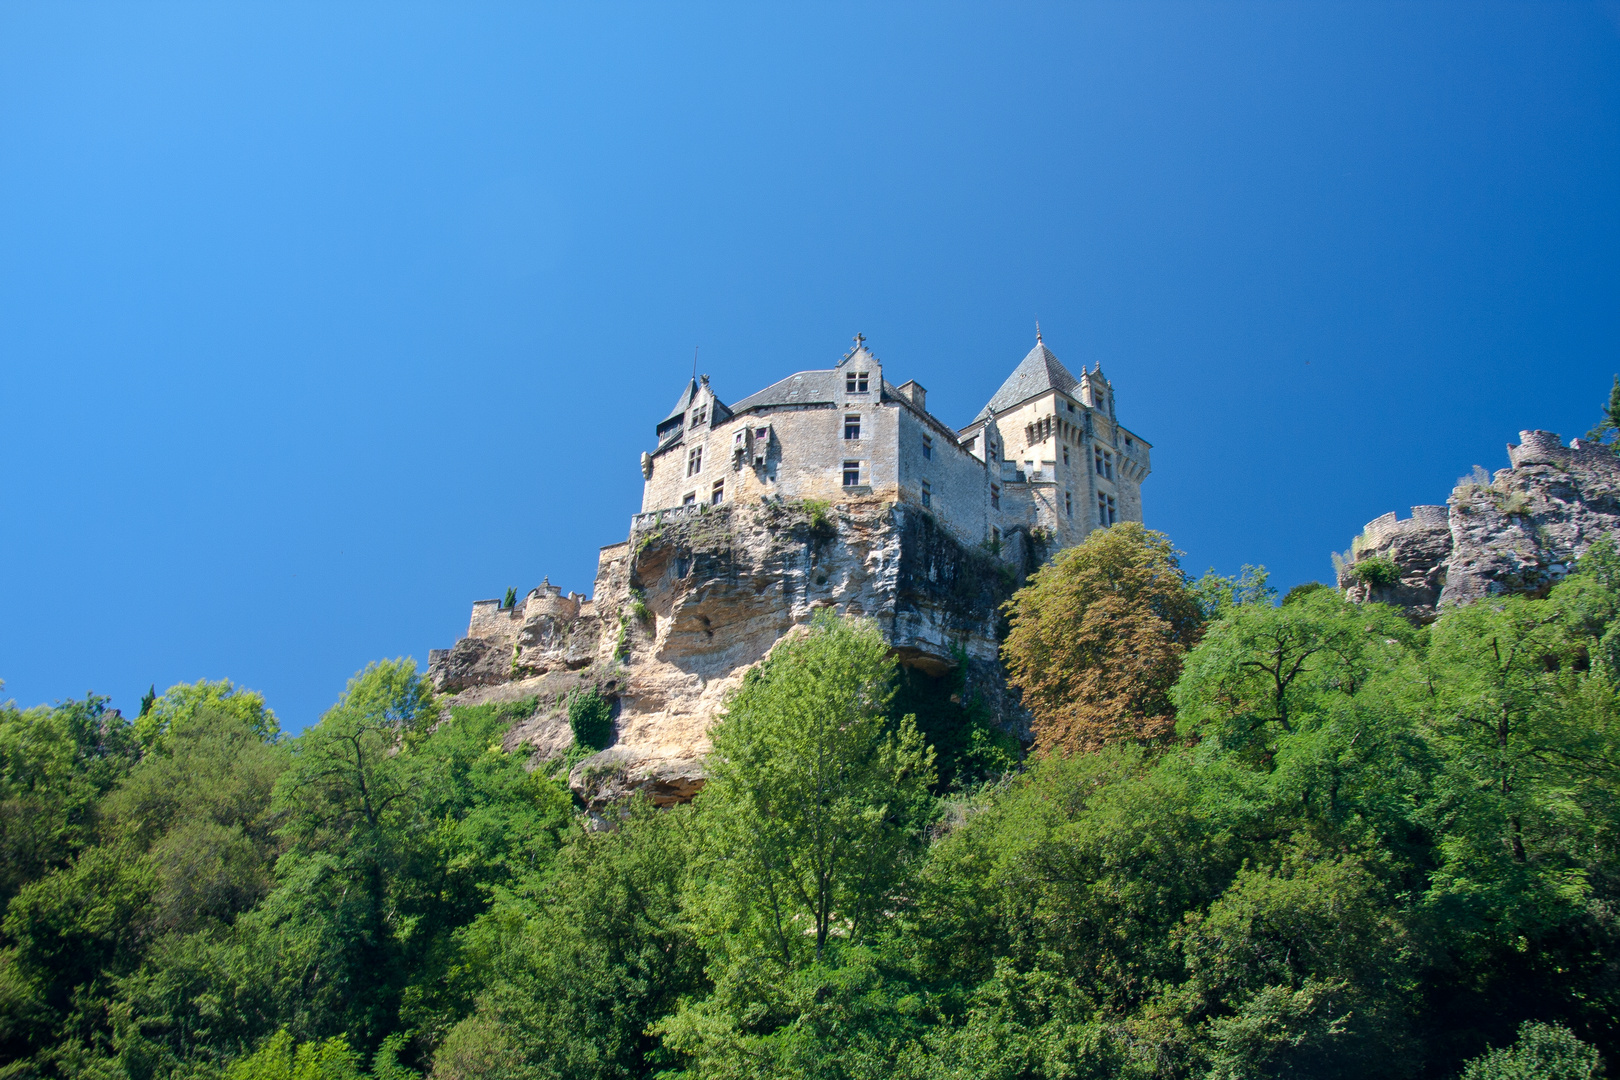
1339;431;1620;619
428;497;1033;807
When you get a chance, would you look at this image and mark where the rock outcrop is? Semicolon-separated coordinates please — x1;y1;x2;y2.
1339;431;1620;619
429;497;1036;808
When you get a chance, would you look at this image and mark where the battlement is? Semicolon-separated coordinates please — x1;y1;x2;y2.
465;576;586;642
1510;430;1566;467
1361;505;1449;549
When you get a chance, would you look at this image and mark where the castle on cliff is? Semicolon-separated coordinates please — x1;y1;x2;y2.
638;332;1151;553
429;331;1153;808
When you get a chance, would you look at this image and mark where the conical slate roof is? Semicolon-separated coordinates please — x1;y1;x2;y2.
662;378;701;424
975;341;1081;420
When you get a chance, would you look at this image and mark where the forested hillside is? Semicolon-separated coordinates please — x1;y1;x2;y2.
3;524;1617;1079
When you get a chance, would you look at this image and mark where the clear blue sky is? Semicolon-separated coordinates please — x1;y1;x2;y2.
3;4;1617;731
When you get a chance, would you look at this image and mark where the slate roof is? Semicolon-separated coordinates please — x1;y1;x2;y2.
661;378;701;424
974;341;1083;421
730;370;840;413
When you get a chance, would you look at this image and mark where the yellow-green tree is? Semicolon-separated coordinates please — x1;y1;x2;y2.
1002;522;1204;754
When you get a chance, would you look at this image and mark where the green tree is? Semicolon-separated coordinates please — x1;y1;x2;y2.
0;695;139;920
693;614;933;967
1173;588;1415;758
224;1029;367;1080
1458;1021;1601;1080
135;678;278;751
1003;523;1205;753
440;798;705;1080
1584;374;1620;447
100;706;289;933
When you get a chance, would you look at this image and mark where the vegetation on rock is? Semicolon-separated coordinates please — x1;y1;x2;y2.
1349;553;1402;587
567;688;614;751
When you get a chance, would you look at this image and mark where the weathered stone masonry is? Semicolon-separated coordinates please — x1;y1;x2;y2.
1339;430;1620;620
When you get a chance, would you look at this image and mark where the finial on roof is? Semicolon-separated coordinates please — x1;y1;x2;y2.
700;373;710;385
853;332;866;349
1035;320;1042;344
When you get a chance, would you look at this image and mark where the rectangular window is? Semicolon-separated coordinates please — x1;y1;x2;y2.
1095;448;1104;476
990;483;1000;510
687;447;703;476
1098;494;1116;524
691;406;706;426
1104;452;1114;480
844;414;861;441
1067;401;1076;413
846;371;870;393
711;479;724;505
920;480;932;508
683;492;696;506
922;434;933;460
1125;436;1133;449
1066;491;1073;517
843;461;861;487
1063;446;1070;466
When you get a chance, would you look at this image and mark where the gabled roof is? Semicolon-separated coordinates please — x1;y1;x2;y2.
730;370;839;413
974;341;1082;421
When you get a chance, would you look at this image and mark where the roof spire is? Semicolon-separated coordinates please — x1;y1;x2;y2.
1035;319;1042;344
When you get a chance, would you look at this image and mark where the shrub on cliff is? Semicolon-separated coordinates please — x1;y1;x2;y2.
1350;554;1402;587
1001;522;1205;753
568;688;614;751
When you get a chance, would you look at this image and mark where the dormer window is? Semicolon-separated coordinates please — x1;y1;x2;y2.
846;371;869;393
691;405;707;427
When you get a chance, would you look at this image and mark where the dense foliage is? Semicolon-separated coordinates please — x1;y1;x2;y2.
4;533;1619;1078
1002;522;1205;752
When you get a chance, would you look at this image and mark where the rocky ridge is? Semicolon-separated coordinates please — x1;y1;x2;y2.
1339;430;1620;619
429;497;1037;808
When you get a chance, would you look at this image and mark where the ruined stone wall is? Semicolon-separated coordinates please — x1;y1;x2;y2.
1338;431;1620;620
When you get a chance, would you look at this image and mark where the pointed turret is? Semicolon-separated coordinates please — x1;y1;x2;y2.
975;334;1082;421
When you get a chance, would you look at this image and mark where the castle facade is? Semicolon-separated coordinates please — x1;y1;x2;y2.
638;332;1151;554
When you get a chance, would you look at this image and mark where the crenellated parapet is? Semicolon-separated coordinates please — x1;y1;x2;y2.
1337;430;1620;621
